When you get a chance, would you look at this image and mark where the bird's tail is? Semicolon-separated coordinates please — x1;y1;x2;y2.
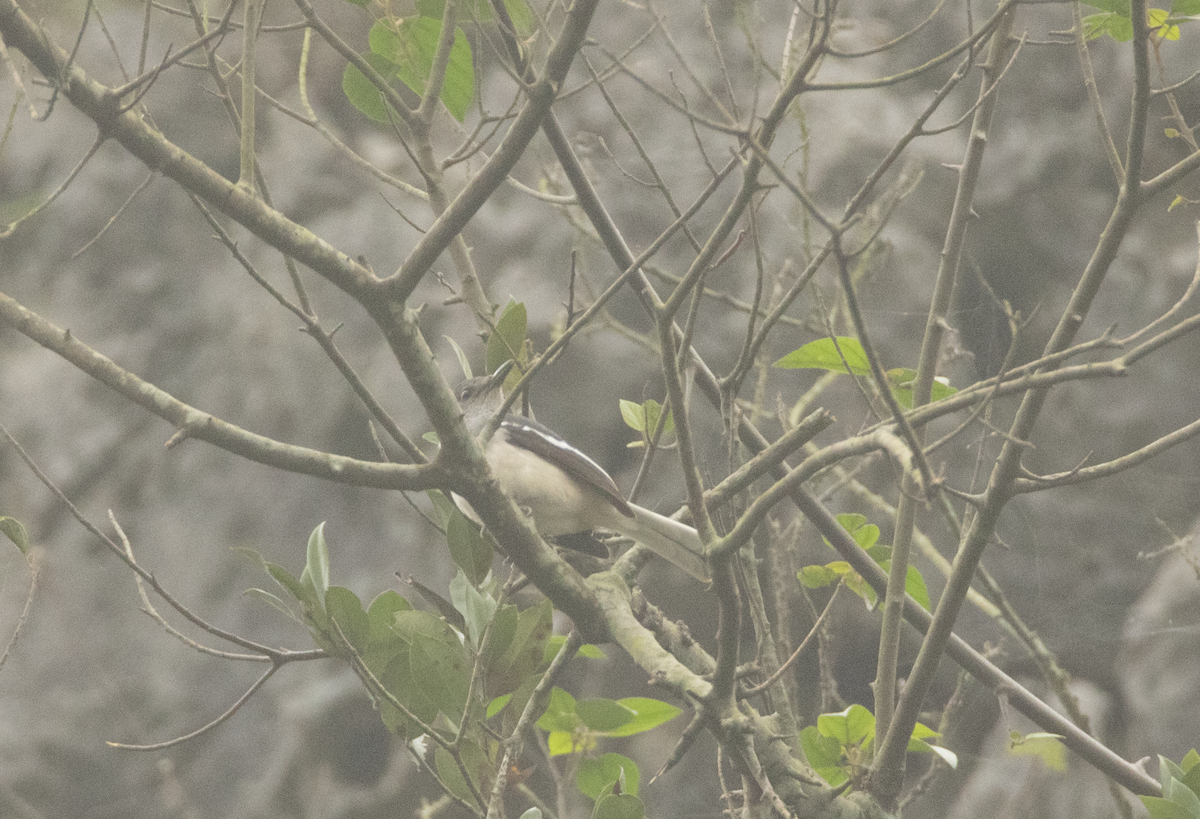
614;506;710;582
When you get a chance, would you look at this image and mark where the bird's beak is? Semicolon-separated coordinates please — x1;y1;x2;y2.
488;359;516;388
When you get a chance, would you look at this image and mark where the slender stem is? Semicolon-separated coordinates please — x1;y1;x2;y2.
874;6;1016;744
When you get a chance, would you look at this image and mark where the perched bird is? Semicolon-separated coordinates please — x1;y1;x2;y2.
454;362;710;582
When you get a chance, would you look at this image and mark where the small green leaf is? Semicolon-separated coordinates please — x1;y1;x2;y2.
1165;772;1200;816
435;740;491;803
592;792;645;819
1147;7;1181;37
886;368;959;409
1008;731;1068;771
817;704;875;747
518;809;543;819
326;586;370;652
578;753;640;799
449;569;497;650
799;725;849;787
1082;11;1134;40
1141;795;1198;819
1182;749;1200;773
619;399;646;432
446;508;493;585
904;565;931;610
1080;0;1131;13
384;610;472;726
918;742;959;769
537;687;580;733
0;516;29;556
405;575;464;632
266;561;310;606
834;513;879;549
299;522;331;610
545;635;604;662
445;335;473;380
1163;755;1189;789
342;52;401;123
605;698;680;736
369;18;474;121
241;587;296;619
486;300;528;376
577;699;637;732
774;337;870;375
488;693;513;718
798;564;841;588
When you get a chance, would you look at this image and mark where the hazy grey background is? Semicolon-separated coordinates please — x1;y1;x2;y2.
1;1;1199;817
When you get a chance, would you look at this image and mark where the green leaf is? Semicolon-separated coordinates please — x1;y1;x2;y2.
834;513;879;549
1082;11;1134;40
578;753;640;799
446;508;493;585
488;693;513;719
1141;795;1199;819
326;586;370;653
380;610;472;731
1180;751;1200;795
0;516;29;556
907;722;958;767
605;698;681;736
619;399;673;442
426;489;457;529
798;564;841;588
444;335;473;380
363;589;412;669
435;739;492;803
486;299;528;376
903;565;931;610
1149;7;1182;38
1163;756;1189;789
369;18;474;121
266;561;310;606
537;687;580;733
299;522;331;611
1080;0;1131;13
1182;749;1200;773
340;0;370;6
577;699;637;732
518;809;543;819
1008;731;1068;771
774;337;870;375
485;600;552;694
242;587;296;619
342;51;401;123
545;634;604;663
886;368;959;409
799;725;849;787
619;399;645;431
450;569;497;650
1166;773;1200;816
500;0;536;36
592;792;645;819
405;575;465;632
817;703;876;747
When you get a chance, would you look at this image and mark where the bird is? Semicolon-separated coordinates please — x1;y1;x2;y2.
453;361;710;582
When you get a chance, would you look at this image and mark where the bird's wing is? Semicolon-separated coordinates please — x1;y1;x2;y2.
501;418;636;519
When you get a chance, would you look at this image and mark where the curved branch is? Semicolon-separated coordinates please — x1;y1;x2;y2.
0;290;438;490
